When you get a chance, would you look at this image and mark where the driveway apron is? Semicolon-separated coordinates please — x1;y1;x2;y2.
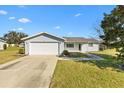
0;55;58;88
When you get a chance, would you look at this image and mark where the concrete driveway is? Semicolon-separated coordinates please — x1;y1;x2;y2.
0;55;58;88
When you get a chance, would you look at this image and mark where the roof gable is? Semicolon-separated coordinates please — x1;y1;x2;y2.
22;32;65;41
0;39;6;43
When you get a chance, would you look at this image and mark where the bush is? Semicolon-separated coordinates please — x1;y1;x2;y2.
62;50;70;56
19;48;25;54
3;44;7;50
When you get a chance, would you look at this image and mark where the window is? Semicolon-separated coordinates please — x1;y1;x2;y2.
66;44;74;48
88;43;93;47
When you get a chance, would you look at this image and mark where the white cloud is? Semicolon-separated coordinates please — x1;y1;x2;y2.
17;28;24;31
67;32;73;35
9;16;16;20
0;10;8;15
18;18;31;23
74;13;82;17
54;26;61;29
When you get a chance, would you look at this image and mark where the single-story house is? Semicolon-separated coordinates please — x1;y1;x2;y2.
0;39;6;50
22;32;99;55
19;42;25;48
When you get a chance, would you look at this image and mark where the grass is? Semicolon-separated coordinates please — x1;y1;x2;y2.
90;48;123;70
91;48;117;57
51;60;124;88
0;47;24;64
69;52;88;58
51;49;124;88
60;52;88;58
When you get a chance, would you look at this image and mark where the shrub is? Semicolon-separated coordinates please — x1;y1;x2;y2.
19;48;25;54
62;50;70;56
3;44;7;50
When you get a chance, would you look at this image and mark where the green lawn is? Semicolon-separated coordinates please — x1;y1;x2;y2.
69;52;88;58
0;47;23;64
50;49;124;88
91;48;117;57
90;49;122;68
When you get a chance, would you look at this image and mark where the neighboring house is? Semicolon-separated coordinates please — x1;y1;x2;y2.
0;39;6;50
19;42;25;48
22;32;99;55
9;44;15;47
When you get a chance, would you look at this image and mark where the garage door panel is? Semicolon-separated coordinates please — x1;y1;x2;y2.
29;43;58;55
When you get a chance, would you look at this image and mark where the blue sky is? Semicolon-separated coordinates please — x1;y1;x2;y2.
0;5;115;38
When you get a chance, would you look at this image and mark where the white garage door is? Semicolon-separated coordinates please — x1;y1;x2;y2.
29;42;59;55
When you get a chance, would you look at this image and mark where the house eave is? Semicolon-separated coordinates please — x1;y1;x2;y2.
22;32;65;42
64;41;100;44
0;39;6;43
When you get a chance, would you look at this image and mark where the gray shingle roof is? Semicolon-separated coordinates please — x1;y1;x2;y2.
63;37;99;43
0;39;6;43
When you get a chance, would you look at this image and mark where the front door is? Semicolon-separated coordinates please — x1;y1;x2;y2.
79;44;81;51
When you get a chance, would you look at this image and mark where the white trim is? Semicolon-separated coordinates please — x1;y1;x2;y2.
22;32;65;41
0;39;6;43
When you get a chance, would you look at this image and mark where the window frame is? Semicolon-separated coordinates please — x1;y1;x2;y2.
66;43;74;48
88;43;93;47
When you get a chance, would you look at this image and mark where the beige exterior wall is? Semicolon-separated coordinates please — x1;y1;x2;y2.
64;43;80;52
81;43;99;53
0;41;5;50
64;43;99;53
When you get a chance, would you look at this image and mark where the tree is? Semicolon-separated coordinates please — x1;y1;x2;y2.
17;32;28;44
100;5;124;62
3;31;28;44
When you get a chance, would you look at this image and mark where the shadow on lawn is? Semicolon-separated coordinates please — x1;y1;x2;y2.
78;54;123;72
